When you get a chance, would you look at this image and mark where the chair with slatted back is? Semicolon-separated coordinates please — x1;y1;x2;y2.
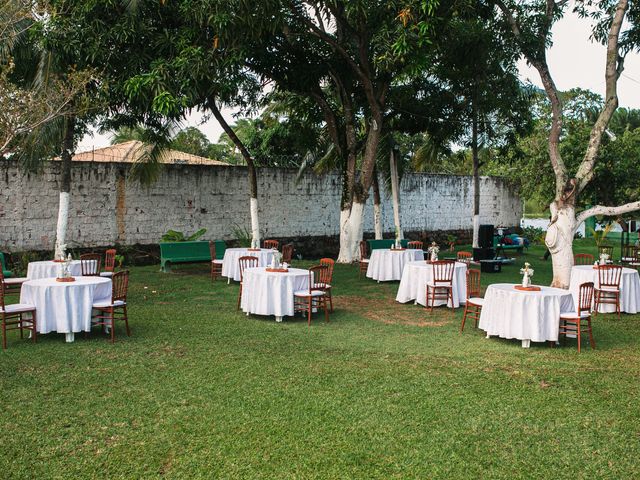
594;264;622;319
620;245;637;265
626;247;640;270
237;256;259;310
91;270;130;343
263;240;279;250
460;268;483;332
209;241;223;281
574;253;594;266
294;265;330;325
0;265;27;295
282;244;294;264
358;240;369;278
407;241;423;250
426;260;456;315
0;278;36;349
80;253;101;277
100;249;117;278
558;281;595;352
457;251;473;265
317;258;335;312
598;245;614;260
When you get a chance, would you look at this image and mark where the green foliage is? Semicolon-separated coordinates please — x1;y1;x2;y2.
161;228;207;242
589;223;614;247
231;224;252;248
521;226;546;246
114;254;125;269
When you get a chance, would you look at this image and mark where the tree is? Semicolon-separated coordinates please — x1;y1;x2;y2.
496;0;640;288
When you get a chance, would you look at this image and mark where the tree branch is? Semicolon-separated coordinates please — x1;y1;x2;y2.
574;0;628;193
576;200;640;227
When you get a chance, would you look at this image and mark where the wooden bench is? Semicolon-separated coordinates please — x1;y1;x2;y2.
367;239;410;250
160;240;226;272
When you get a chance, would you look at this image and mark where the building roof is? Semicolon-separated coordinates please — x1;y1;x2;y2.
70;141;230;166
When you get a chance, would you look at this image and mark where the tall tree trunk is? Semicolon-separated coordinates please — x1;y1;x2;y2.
389;148;403;240
545;200;577;289
210;101;260;246
337;201;366;263
472;105;480;249
372;167;383;240
54;115;75;258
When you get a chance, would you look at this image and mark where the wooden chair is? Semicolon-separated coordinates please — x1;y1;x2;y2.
620;245;638;264
426;260;455;315
80;253;102;277
209;241;223;281
294;265;330;325
100;249;117;278
237;256;259;310
90;270;130;343
574;253;594;266
0;266;26;295
318;258;335;312
282;244;294;264
263;240;279;250
407;241;423;250
559;282;595;352
598;245;614;260
594;264;622;319
457;251;473;265
358;240;369;278
0;279;36;349
460;268;483;332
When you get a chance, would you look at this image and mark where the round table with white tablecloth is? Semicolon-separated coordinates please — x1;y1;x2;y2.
478;283;575;348
222;248;276;282
20;276;112;342
569;265;640;313
396;261;467;308
27;260;87;280
240;267;310;322
366;249;425;282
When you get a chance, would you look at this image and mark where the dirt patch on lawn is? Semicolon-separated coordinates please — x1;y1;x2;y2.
335;294;452;327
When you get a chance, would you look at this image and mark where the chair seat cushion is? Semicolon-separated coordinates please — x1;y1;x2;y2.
360;259;369;263
4;277;27;284
313;283;331;289
0;303;36;313
99;271;113;278
597;286;620;292
294;290;325;297
92;299;126;308
212;259;224;264
467;297;484;306
426;283;453;288
560;311;591;320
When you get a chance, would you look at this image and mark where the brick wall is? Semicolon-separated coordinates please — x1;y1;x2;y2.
0;160;521;255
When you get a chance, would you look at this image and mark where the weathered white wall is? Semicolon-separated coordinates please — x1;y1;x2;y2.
0;160;521;251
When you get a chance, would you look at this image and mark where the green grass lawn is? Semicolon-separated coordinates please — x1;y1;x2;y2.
2;240;640;479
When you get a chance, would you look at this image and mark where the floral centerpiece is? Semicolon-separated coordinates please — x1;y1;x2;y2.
394;227;401;249
599;252;610;265
519;262;534;288
271;250;283;269
427;241;439;262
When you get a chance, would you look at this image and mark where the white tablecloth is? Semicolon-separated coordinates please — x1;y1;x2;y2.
396;261;468;307
20;277;112;334
27;260;87;280
366;249;425;282
478;283;574;345
569;265;640;313
222;248;276;282
240;267;309;320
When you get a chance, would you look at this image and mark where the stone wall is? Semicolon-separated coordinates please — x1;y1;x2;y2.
0;160;521;256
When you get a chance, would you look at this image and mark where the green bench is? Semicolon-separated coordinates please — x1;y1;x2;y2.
367;239;410;250
160;241;226;272
493;234;525;255
0;252;14;278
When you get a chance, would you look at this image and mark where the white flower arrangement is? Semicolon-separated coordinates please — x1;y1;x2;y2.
599;253;610;264
427;242;439;261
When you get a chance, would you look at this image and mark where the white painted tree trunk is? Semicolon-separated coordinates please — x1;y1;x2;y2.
472;214;480;249
337;201;365;263
54;191;70;258
545;203;576;289
373;202;383;240
250;197;260;246
390;151;403;239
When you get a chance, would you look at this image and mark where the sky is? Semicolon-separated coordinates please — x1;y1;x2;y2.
77;9;640;153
